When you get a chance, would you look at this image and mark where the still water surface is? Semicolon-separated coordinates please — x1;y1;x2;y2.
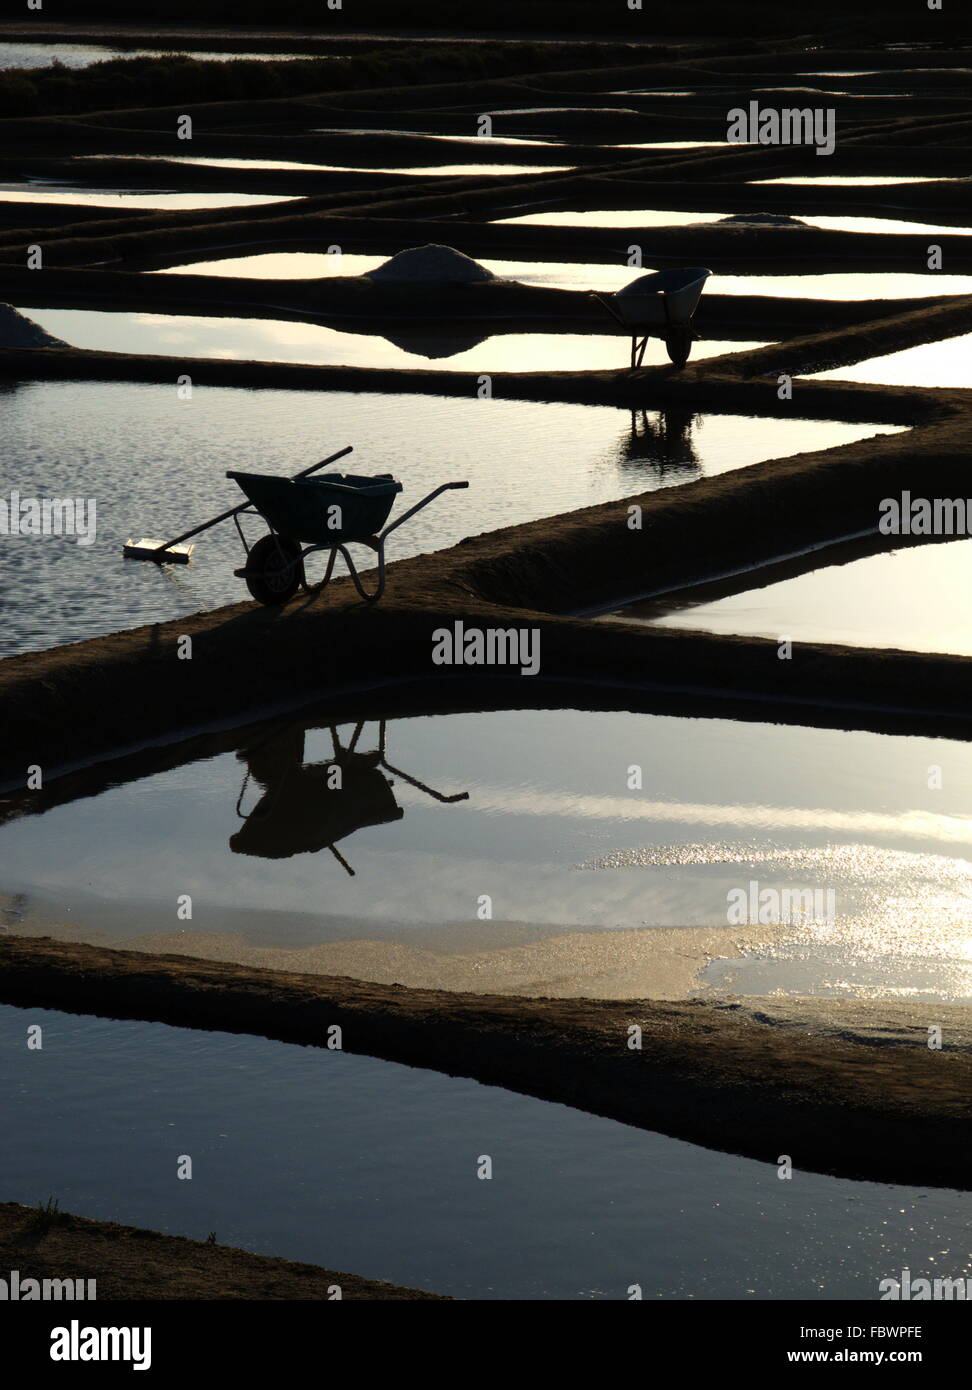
3;1004;968;1299
21;306;766;370
0;43;327;69
812;332;972;387
1;707;969;1002
629;538;972;660
0;187;295;210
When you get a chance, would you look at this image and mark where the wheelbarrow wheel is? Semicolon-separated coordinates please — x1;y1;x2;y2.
664;326;693;368
245;534;302;605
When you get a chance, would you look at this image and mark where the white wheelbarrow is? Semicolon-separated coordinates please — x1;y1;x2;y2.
592;266;711;368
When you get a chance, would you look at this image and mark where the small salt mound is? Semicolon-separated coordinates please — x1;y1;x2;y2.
364;244;495;284
0;302;68;348
717;213;808;226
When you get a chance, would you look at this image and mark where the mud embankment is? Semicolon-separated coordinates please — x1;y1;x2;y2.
1;937;969;1191
0;1201;446;1300
4;209;969;277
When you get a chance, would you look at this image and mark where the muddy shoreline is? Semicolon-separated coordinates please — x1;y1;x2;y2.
0;1201;446;1300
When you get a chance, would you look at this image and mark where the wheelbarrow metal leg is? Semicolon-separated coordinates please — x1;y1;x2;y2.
337;544;386;603
280;481;469;606
303;544;337;594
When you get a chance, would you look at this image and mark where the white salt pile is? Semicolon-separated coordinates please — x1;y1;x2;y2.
0;303;68;348
364;244;495;284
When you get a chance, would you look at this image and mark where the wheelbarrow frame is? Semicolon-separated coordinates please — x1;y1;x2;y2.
228;475;469;605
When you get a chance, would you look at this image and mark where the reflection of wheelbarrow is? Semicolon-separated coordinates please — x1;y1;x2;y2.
228;470;468;606
592;266;711;368
230;719;468;873
623;406;701;470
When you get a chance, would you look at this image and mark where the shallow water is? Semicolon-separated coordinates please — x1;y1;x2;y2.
799;213;972;236
616;140;721;149
716;271;972;299
812;331;972;386
152;250;645;290
313;128;553;145
0;380;894;655
141;155;356;172
752;176;948;186
603;88;697;96
1;705;970;1003
153;250;388;278
494;206;972;244
631;538;972;658
152;154;568;176
798;68;972;79
21;306;767;370
485;105;621;115
0;187;295;211
326;162;568;177
496;207;752;228
0;43;325;69
313;129;719;151
3;1004;969;1299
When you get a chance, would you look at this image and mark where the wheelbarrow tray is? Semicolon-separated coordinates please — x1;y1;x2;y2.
608;267;711;327
228;471;402;545
230;764;403;860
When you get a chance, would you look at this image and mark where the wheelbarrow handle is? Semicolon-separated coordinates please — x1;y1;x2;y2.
381;757;470;804
380;480;469;540
590;291;630;330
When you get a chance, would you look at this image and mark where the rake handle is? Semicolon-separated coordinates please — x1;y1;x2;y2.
152;444;354;552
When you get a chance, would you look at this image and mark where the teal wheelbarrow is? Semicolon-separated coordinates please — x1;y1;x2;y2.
124;443;468;607
228;469;468;606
